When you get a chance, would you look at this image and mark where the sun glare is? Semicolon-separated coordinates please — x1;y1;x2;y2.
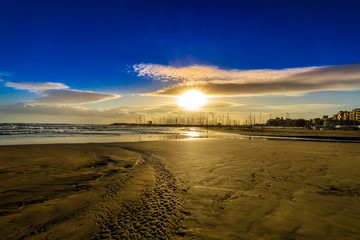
178;90;207;110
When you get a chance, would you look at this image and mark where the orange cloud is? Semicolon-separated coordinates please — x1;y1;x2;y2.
134;63;360;96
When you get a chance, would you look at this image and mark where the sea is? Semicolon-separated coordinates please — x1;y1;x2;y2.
1;123;357;145
0;123;236;145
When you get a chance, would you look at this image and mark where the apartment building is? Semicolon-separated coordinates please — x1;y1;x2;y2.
333;108;360;122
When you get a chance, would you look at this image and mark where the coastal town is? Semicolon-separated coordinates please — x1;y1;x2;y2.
266;108;360;129
121;108;360;130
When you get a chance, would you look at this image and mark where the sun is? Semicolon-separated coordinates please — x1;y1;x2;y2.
178;90;207;110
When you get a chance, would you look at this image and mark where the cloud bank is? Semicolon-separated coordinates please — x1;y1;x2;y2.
1;102;338;119
4;81;120;104
0;103;138;119
134;63;360;96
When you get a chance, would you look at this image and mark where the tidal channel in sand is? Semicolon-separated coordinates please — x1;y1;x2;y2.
0;136;359;239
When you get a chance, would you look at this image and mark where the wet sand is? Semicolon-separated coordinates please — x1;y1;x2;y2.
207;126;360;141
1;139;360;239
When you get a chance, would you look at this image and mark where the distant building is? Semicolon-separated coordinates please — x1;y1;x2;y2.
266;117;307;127
354;108;360;122
308;108;360;129
311;118;322;125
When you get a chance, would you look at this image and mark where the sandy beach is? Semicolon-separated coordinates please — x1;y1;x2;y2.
1;138;360;239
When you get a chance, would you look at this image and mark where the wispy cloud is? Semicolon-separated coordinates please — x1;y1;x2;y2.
4;81;121;105
218;103;345;113
4;81;69;92
134;64;316;83
0;72;10;77
120;101;238;112
266;104;345;110
134;63;360;96
34;90;120;104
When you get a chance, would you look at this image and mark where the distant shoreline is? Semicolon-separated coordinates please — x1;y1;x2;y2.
205;126;360;141
112;123;360;140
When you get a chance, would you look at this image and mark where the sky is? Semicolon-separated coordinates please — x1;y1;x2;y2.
1;0;360;124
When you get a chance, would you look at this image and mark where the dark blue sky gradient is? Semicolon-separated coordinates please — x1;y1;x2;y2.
1;0;360;91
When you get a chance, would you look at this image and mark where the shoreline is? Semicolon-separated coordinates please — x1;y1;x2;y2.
1;125;360;147
205;126;360;141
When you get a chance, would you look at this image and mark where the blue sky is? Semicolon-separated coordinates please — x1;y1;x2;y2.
1;0;360;123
